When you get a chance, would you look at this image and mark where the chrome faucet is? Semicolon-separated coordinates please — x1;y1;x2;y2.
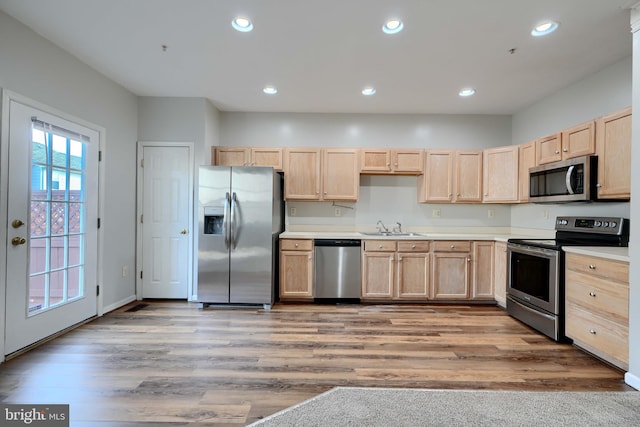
393;222;402;233
376;220;389;233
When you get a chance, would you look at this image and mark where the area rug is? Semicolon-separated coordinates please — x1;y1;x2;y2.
249;387;640;426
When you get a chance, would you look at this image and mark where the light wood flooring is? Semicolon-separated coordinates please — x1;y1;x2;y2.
0;301;633;426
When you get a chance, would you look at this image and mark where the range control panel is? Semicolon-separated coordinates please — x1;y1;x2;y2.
555;216;627;235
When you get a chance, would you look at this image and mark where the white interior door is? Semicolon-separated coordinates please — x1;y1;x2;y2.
141;145;192;299
5;99;99;355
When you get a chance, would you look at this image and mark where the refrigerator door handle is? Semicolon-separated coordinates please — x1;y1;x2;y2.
231;192;239;249
223;192;231;250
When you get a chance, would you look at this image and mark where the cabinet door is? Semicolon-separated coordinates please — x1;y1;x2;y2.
493;242;508;306
323;148;359;201
360;149;391;173
596;107;631;200
397;252;429;299
279;250;313;299
455;150;482;202
393;149;424;173
562;120;595;159
471;242;494;300
362;252;395;299
518;141;536;202
430;252;470;300
214;147;249;166
284;148;321;200
423;150;453;202
536;133;562;164
483;145;519;203
251;147;283;171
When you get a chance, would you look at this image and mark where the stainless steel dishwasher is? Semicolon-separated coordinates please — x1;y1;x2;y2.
314;239;361;301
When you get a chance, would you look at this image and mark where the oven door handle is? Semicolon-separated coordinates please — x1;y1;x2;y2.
508;244;558;258
565;165;575;195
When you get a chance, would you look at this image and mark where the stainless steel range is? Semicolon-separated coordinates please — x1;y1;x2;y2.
507;216;629;341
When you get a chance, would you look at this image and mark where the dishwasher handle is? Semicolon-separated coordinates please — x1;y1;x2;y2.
314;239;362;247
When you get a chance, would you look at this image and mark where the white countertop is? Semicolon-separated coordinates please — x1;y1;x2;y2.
280;230;522;242
562;246;629;263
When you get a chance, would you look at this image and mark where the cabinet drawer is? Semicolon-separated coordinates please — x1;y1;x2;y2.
565;253;628;283
397;241;430;252
565;270;628;322
432;241;471;252
364;240;397;252
565;302;628;368
280;239;313;251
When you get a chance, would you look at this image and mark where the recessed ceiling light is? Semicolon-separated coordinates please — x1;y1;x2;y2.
232;16;253;32
458;88;476;97
531;20;558;37
362;86;376;96
263;85;278;95
382;19;404;35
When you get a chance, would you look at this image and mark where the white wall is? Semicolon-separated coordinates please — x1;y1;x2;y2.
221;112;512;230
510;56;632;230
0;9;139;329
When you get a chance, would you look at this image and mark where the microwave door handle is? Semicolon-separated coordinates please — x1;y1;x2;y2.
565;165;575;194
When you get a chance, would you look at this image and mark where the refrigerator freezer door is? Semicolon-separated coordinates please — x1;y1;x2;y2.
229;167;275;304
198;166;231;303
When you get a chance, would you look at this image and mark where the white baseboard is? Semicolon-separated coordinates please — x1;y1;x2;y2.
624;372;640;390
102;295;137;314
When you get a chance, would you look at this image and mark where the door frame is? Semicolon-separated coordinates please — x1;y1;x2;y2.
136;141;195;301
0;89;106;363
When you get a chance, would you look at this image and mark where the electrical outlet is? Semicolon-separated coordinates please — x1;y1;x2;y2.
487;209;495;219
290;207;297;216
122;265;128;277
432;209;441;218
334;207;341;217
543;209;549;219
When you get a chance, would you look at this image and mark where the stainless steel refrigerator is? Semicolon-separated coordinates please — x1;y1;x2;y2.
197;166;283;308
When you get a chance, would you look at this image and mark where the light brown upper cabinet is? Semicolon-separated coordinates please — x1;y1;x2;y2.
213;146;283;171
284;148;359;201
482;145;519;203
518;141;536;202
420;150;482;203
561;120;596;159
360;149;424;175
595;106;631;200
536;133;562;165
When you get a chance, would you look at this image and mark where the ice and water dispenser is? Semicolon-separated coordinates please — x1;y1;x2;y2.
203;207;224;235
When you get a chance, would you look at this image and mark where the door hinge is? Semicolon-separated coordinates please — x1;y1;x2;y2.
140;158;144;168
140;214;143;223
99;150;102;162
140;271;143;279
97;218;101;229
96;285;100;296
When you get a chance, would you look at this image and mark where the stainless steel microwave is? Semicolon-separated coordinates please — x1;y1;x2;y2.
529;155;597;203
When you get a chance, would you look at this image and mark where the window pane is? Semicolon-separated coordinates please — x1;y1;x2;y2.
49;270;65;306
69;139;85;171
69;203;82;233
52;135;68;168
28;274;46;313
51;202;67;235
67;266;82;299
50;236;66;270
30;201;48;237
68;235;82;266
52;168;67;200
29;238;47;274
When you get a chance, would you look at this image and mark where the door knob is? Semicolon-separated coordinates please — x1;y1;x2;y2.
11;237;26;246
180;229;188;235
12;219;25;228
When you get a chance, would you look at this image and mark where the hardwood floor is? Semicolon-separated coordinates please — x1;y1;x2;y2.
0;301;632;426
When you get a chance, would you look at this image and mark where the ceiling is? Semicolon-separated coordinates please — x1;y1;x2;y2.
0;0;635;115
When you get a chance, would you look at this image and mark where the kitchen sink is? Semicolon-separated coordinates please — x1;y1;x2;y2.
360;232;423;237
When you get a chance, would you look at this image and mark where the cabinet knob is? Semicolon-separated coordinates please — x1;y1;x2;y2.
378;245;383;249
294;243;299;248
467;258;471;262
596;183;602;188
554;150;560;154
390;257;394;262
484;193;488;196
457;193;460;196
394;163;398;166
562;148;567;152
588;264;596;270
308;256;312;260
589;329;597;335
589;291;596;297
411;245;416;249
398;257;402;261
450;245;455;249
449;193;453;197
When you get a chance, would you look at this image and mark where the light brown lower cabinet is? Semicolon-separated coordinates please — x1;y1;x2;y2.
493;242;508;306
279;239;314;300
361;240;430;300
471;241;494;300
565;252;629;370
430;241;471;300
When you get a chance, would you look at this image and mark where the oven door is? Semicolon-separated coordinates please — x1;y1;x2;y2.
507;243;560;315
